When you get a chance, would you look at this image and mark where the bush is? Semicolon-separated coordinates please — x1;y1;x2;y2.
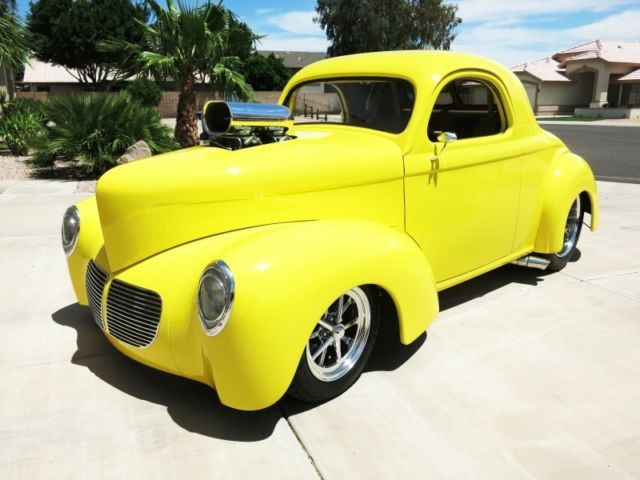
0;111;43;156
126;78;163;107
31;93;178;174
3;97;47;122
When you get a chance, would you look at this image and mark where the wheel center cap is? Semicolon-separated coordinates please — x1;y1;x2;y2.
333;325;345;340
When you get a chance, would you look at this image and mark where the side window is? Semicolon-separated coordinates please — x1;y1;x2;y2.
428;79;507;142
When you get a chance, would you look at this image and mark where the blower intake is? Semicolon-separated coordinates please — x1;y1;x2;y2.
201;101;295;150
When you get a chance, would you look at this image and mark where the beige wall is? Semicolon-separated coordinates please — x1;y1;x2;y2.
575;107;640;119
16;89;285;118
515;71;593;113
537;73;593;109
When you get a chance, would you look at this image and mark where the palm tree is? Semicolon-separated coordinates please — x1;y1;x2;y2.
103;0;256;148
0;3;30;99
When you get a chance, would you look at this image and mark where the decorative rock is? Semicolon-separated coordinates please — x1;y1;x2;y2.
116;140;152;164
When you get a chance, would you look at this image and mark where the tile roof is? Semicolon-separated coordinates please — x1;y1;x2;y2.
22;59;78;83
257;50;325;69
618;68;640;82
511;57;571;82
554;40;640;66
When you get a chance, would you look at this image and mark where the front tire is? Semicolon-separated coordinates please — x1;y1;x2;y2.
543;195;584;272
288;286;380;403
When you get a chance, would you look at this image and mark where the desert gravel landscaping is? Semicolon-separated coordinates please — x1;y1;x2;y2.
0;151;96;193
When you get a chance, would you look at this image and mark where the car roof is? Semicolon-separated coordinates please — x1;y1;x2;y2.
287;50;516;86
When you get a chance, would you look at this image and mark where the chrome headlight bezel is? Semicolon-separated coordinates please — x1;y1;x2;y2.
197;260;235;336
61;206;80;256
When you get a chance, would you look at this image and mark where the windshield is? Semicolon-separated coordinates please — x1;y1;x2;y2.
285;78;415;134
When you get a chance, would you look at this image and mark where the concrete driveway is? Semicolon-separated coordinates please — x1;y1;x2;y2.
1;180;639;479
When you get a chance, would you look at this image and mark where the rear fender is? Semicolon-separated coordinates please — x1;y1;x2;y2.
534;153;599;253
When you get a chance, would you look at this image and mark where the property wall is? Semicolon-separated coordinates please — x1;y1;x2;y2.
574;107;640;119
16;89;286;118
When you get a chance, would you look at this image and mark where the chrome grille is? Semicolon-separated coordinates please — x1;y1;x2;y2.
106;279;162;348
86;261;107;329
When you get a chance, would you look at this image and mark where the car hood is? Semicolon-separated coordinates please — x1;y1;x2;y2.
96;128;404;272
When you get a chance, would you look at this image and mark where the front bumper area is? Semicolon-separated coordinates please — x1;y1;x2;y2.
77;257;194;382
66;218;305;411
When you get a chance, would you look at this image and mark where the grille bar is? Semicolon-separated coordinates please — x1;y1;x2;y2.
106;279;162;348
85;261;108;329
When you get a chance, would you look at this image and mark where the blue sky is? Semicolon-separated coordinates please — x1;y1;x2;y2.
15;0;640;67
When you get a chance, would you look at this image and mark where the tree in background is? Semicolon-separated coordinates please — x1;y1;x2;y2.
102;0;257;148
241;53;291;91
1;0;16;11
0;2;30;95
315;0;461;57
27;0;148;89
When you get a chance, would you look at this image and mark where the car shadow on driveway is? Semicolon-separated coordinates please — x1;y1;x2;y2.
52;303;282;442
438;263;555;311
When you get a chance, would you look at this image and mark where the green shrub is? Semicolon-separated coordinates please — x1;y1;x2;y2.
126;78;163;107
3;97;47;122
0;111;43;156
31;93;178;174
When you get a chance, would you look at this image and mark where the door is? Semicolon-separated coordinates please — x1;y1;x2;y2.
404;74;521;285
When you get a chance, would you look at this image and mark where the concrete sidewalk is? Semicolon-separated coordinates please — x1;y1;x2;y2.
538;118;640;127
1;180;639;479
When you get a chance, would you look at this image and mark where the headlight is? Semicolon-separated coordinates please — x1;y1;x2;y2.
197;260;234;336
61;206;80;256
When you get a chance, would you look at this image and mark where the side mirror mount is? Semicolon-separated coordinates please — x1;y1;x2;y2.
430;131;457;160
437;131;457;144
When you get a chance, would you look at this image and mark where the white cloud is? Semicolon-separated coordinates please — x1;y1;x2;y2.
265;10;325;37
258;34;328;52
455;0;638;23
569;10;640;38
452;8;640;67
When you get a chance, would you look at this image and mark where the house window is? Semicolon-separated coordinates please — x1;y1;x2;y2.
627;85;640;107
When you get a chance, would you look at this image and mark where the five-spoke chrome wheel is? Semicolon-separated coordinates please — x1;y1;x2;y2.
305;287;371;382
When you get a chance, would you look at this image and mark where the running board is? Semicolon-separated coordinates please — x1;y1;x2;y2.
511;255;550;270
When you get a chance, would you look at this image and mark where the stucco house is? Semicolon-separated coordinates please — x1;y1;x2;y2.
20;51;325;94
512;40;640;118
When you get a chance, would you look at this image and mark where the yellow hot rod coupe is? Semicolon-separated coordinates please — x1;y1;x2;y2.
62;51;598;410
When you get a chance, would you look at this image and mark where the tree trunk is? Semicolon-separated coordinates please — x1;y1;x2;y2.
175;73;198;148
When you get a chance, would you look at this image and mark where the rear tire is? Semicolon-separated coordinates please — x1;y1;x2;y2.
288;286;380;403
542;195;584;272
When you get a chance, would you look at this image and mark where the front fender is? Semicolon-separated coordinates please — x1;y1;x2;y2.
205;219;438;409
66;196;104;305
126;219;438;410
534;152;599;253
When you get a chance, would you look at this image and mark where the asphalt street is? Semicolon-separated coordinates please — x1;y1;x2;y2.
543;124;640;184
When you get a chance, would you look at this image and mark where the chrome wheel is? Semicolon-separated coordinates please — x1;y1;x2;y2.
557;196;581;258
305;287;371;382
